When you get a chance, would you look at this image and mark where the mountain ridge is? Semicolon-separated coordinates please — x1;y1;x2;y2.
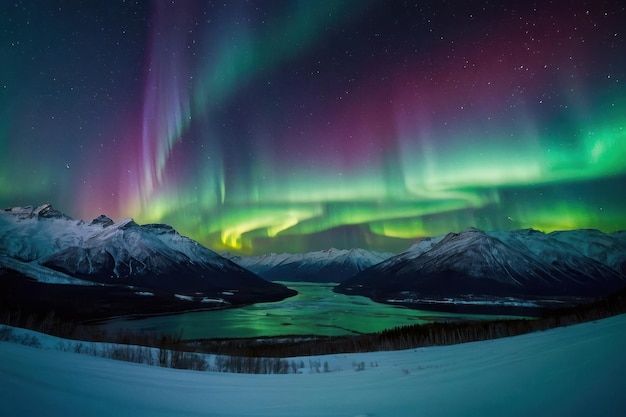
226;247;394;283
4;204;625;318
335;227;626;314
0;204;296;320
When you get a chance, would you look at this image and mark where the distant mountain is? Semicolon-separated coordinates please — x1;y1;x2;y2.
226;248;394;283
335;228;626;314
0;204;295;319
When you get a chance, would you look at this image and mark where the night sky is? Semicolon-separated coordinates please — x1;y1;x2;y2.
2;1;625;254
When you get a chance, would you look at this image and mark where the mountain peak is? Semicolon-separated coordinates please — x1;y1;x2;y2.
89;214;114;227
3;204;71;220
116;218;139;230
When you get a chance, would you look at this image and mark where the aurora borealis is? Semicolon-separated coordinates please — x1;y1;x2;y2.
2;1;625;254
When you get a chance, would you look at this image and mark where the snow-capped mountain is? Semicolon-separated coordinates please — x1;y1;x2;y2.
226;248;394;283
1;205;92;261
548;229;626;275
487;228;625;290
37;218;262;292
336;227;626;313
0;205;295;317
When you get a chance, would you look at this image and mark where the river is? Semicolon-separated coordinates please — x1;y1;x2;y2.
100;282;520;339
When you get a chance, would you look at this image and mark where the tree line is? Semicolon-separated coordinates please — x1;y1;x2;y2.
1;286;625;362
187;286;626;357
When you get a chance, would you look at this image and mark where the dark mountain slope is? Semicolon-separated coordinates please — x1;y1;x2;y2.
336;228;626;314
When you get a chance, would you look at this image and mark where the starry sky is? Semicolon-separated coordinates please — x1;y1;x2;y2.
2;0;625;255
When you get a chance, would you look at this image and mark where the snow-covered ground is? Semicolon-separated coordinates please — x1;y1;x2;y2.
2;315;626;416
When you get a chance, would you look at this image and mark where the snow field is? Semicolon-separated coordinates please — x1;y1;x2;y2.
1;314;626;416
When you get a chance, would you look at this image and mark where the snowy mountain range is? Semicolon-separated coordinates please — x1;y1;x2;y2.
336;227;626;314
3;204;625;318
0;205;295;319
226;248;394;283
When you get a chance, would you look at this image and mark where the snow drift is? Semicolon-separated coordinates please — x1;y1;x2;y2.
1;313;625;416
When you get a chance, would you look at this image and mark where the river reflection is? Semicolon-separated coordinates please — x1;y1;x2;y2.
101;282;517;339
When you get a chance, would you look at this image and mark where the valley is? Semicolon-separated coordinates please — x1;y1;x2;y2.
99;281;525;339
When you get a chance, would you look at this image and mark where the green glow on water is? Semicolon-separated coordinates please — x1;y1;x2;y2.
102;282;525;340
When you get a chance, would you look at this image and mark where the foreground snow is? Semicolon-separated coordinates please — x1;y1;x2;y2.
2;315;626;416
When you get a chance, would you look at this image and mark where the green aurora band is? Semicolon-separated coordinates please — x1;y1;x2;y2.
2;1;625;254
